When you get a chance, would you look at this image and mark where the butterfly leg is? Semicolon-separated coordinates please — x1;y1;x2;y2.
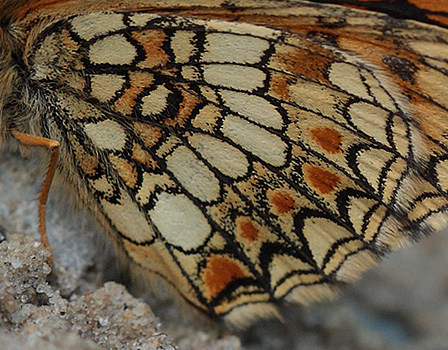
11;130;59;268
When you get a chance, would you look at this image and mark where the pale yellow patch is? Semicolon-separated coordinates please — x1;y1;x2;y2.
214;291;273;323
156;135;182;158
90;74;125;102
199;85;220;104
356;148;393;191
360;70;397;112
420;212;448;233
436;159;448;192
136;173;174;206
202;65;265;91
410;41;448;61
416;68;448;109
363;206;387;242
89;34;137;65
222;115;287;167
408;195;448;222
269;254;312;289
191;104;221;133
181;66;201;81
71;12;125;40
329;62;370;100
206;20;280;40
166;146;220;202
375;216;409;249
89;175;115;197
345;16;382;29
202;33;269;64
391;115;410;156
84;120;126;150
171;30;196;63
335;250;377;283
128;13;155;27
302;218;352;268
425;57;448;73
188;133;249;178
273;272;323;300
348;102;389;145
381;158;407;205
223;303;279;329
141;85;170;116
220;90;283;129
347;197;378;234
101;191;155;243
323;240;365;275
150;193;211;250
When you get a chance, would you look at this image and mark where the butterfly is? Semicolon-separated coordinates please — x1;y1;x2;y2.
1;0;447;327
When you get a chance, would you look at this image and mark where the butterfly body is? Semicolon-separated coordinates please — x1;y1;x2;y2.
1;0;447;326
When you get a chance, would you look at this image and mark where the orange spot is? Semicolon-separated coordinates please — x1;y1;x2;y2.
69;135;98;176
133;30;169;69
238;218;259;242
133;122;162;149
310;127;343;154
269;72;291;100
270;44;333;82
61;29;80;54
303;164;340;194
164;89;202;128
109;155;138;188
132;143;157;169
271;191;296;214
114;71;154;115
203;255;245;299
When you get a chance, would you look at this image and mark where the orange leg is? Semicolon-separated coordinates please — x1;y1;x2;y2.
12;130;59;268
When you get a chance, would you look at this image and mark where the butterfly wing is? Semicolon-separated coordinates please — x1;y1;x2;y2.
5;0;448;324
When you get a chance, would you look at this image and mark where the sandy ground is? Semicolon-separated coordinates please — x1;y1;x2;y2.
1;145;447;349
